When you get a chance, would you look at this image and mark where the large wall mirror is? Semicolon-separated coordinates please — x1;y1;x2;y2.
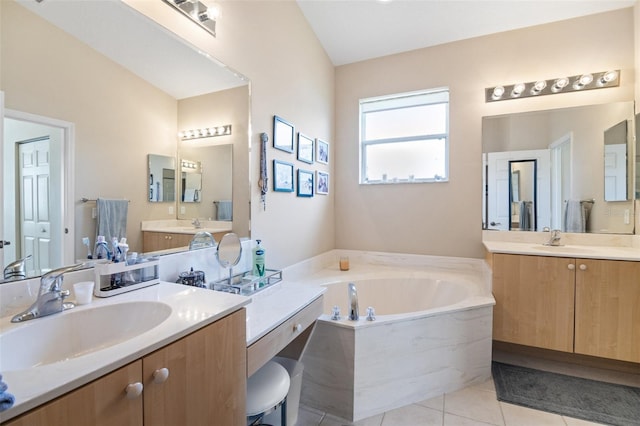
483;101;635;234
1;0;250;281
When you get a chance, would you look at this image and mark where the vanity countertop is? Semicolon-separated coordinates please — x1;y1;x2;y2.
483;240;640;261
140;219;231;235
0;283;249;422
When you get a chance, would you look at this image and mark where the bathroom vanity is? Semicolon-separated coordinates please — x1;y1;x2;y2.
484;239;640;364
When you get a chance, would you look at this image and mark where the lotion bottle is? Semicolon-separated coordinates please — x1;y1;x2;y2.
252;239;266;277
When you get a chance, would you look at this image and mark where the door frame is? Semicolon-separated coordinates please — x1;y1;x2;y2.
4;108;75;267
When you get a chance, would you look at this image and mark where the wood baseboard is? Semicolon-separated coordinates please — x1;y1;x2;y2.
492;341;640;375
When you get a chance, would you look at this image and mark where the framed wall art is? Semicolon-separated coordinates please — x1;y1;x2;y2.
297;133;314;164
273;115;294;153
273;160;294;192
316;170;329;195
297;169;314;197
316;139;329;164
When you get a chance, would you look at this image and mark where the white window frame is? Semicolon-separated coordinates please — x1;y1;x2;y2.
359;88;450;184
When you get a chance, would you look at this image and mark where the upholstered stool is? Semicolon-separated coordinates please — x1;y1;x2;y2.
246;361;290;426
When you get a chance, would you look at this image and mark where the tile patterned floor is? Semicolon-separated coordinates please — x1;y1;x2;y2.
294;352;640;426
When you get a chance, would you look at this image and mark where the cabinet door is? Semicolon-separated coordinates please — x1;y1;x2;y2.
143;232;194;252
5;361;143;426
575;259;640;363
142;309;246;426
492;253;575;352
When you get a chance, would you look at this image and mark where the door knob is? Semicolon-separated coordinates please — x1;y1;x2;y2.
490;222;501;226
0;241;10;249
579;264;587;271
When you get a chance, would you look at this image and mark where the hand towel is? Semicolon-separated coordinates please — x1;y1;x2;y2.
215;200;233;221
0;391;15;412
564;200;585;233
96;198;129;243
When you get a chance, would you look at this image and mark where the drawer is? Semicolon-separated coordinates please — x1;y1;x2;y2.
247;295;323;376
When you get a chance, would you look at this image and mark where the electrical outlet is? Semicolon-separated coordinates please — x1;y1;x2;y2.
624;209;630;224
181;206;186;214
92;207;97;219
168;206;174;215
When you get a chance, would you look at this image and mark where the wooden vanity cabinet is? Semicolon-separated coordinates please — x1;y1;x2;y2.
574;259;640;363
491;253;640;363
4;309;246;426
142;231;228;252
142;231;194;252
3;361;143;426
492;253;575;352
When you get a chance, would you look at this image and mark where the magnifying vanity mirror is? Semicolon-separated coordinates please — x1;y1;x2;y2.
483;101;635;234
1;0;251;282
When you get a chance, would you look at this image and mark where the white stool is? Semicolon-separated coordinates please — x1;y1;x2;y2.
247;361;290;426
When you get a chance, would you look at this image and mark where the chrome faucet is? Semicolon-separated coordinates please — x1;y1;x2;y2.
544;229;562;246
191;218;202;229
3;254;33;280
11;264;82;323
348;283;359;321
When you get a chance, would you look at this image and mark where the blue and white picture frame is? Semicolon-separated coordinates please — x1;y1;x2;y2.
273;115;295;153
316;138;329;164
297;133;314;164
297;169;314;197
273;160;294;192
316;170;329;195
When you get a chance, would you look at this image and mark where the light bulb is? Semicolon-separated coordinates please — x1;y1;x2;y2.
511;83;525;98
491;86;505;100
551;77;569;93
530;80;547;95
598;70;618;86
573;73;593;90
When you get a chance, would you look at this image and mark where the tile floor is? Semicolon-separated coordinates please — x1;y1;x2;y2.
294;352;640;426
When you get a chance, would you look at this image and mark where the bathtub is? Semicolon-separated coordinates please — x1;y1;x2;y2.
298;252;495;422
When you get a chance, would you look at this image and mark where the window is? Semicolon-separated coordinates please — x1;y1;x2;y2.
359;88;449;184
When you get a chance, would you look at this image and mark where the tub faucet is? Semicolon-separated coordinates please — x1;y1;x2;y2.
348;283;359;321
11;264;82;323
544;229;562;246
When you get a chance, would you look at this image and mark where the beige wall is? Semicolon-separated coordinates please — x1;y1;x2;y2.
335;8;635;258
127;1;336;269
1;0;178;256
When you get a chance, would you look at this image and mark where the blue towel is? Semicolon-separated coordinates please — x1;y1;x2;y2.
0;381;6;393
215;200;232;221
0;391;15;412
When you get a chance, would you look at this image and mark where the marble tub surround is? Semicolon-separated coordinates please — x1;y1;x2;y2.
141;219;232;235
289;251;494;422
483;230;640;260
0;283;249;422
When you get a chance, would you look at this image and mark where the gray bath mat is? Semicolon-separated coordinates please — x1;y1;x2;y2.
492;361;640;426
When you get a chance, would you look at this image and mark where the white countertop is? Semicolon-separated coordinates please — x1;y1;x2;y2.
244;280;326;346
0;283;249;422
483;240;640;261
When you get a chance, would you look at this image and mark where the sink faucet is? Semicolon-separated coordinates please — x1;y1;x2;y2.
191;218;202;229
3;254;33;280
348;283;359;321
544;229;562;246
11;264;82;323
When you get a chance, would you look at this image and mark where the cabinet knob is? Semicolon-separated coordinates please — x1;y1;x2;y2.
293;323;303;333
579;264;587;271
567;264;575;270
153;367;170;384
125;382;143;399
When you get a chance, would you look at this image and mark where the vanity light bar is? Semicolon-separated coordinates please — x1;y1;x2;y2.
178;124;232;140
485;70;620;103
162;0;219;37
181;160;198;169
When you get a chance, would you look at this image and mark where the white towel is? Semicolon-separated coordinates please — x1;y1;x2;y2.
96;198;128;243
564;200;585;233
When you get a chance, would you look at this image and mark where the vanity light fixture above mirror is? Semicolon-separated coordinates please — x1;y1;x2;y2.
179;124;232;140
486;70;619;102
162;0;220;37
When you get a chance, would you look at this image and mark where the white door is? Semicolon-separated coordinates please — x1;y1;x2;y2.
604;143;627;201
19;138;52;274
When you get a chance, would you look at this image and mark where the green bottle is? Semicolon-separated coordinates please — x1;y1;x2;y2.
252;239;266;277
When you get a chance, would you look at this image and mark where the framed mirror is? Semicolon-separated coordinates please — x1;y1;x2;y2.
148;154;176;203
483;101;635;234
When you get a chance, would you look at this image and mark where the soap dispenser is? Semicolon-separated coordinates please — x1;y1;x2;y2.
252;239;266;277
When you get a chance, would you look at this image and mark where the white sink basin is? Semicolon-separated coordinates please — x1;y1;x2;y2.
0;301;171;371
